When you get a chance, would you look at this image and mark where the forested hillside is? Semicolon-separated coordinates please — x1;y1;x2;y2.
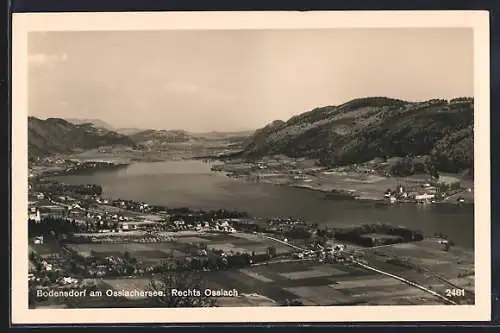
242;97;474;175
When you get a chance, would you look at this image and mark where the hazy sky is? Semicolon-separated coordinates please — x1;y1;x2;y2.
28;28;473;132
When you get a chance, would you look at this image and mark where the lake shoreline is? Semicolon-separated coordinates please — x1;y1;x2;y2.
45;152;474;206
43;158;474;248
42;157;474;208
213;170;474;207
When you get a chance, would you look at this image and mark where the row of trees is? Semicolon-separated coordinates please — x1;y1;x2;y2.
29;216;128;237
111;199;250;222
28;217;77;237
33;182;103;196
387;157;439;178
333;224;423;247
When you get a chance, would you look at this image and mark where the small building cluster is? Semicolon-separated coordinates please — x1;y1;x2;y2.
384;183;442;204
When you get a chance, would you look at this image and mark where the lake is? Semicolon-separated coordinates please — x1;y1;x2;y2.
53;160;475;248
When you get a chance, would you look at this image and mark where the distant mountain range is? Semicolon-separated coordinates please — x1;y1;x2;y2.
29;117;254;158
65;118;145;136
30;96;474;176
128;129;193;144
241;97;474;174
64;118;116;131
114;128;146;136
28;117;136;159
64;118;254;142
127;129;254;148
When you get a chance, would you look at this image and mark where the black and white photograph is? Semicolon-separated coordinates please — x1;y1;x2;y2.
11;11;490;324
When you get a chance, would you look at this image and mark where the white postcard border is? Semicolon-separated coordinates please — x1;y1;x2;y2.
11;10;491;324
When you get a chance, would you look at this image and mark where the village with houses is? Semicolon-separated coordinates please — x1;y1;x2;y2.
26;158;475;308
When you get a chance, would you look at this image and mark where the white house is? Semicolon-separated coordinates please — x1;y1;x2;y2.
60;276;78;285
415;193;435;202
42;261;53;271
28;208;41;223
334;244;345;252
173;220;185;228
120;222;137;231
33;236;44;244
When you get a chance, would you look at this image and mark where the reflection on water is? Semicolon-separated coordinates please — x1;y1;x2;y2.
54;160;475;248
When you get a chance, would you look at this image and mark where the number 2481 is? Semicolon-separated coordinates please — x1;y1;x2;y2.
445;289;465;297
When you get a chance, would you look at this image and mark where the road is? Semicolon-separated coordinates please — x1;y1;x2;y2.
353;261;457;305
262;235;304;251
263;235;458;305
442;188;473;202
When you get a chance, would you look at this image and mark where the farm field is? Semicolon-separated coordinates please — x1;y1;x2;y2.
66;232;295;261
202;260;443;306
36;230;475;308
43;244;469;308
65;242;185;261
361;239;475;293
199;232;295;254
30;241;63;257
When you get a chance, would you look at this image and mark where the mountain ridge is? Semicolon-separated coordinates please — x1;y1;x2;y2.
28;116;136;159
241;96;474;175
64;118;116;131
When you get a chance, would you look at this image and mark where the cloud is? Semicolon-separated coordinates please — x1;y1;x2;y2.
28;53;68;67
